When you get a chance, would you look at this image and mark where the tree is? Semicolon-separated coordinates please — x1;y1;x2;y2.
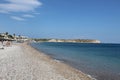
13;33;16;39
8;35;14;39
18;35;22;39
5;32;8;35
13;33;15;37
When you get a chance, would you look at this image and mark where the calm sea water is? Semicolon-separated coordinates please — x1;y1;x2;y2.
31;42;120;80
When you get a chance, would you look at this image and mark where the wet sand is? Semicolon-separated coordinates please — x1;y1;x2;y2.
0;43;93;80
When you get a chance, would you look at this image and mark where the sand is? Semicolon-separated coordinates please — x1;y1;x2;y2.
0;43;94;80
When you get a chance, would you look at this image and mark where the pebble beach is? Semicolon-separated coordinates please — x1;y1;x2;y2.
0;43;93;80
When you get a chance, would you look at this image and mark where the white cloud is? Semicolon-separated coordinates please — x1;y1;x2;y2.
0;0;42;21
11;16;25;21
0;0;42;13
23;14;34;18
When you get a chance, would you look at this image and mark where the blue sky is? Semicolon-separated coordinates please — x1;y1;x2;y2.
0;0;120;43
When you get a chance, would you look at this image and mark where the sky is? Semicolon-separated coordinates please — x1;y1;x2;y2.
0;0;120;43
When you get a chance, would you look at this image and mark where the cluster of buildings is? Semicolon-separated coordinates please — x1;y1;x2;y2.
0;32;29;42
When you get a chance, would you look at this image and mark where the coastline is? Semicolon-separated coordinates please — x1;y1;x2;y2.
0;42;94;80
26;43;95;80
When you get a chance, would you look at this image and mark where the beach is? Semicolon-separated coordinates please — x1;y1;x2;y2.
0;43;93;80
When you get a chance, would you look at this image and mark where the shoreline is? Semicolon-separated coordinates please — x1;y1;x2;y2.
27;43;95;80
0;42;94;80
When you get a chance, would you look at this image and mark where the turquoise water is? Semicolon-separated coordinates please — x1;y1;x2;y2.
31;42;120;80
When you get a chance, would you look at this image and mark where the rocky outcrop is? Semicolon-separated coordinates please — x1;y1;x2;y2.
48;39;101;43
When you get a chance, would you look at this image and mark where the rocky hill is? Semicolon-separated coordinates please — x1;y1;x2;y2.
34;38;101;43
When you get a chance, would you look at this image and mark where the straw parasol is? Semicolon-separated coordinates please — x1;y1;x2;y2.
0;37;14;41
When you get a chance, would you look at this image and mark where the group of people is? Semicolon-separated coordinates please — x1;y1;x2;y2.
0;41;11;49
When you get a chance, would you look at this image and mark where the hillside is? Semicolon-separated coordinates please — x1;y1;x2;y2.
33;39;101;43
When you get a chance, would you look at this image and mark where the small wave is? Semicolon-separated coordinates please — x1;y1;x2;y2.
87;74;97;80
76;69;97;80
53;59;62;63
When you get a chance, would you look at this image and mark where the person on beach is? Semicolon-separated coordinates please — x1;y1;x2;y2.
6;41;8;47
0;40;4;49
6;41;11;47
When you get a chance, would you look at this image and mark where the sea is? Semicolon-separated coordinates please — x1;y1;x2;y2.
30;42;120;80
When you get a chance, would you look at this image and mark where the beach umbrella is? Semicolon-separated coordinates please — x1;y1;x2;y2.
0;38;15;41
